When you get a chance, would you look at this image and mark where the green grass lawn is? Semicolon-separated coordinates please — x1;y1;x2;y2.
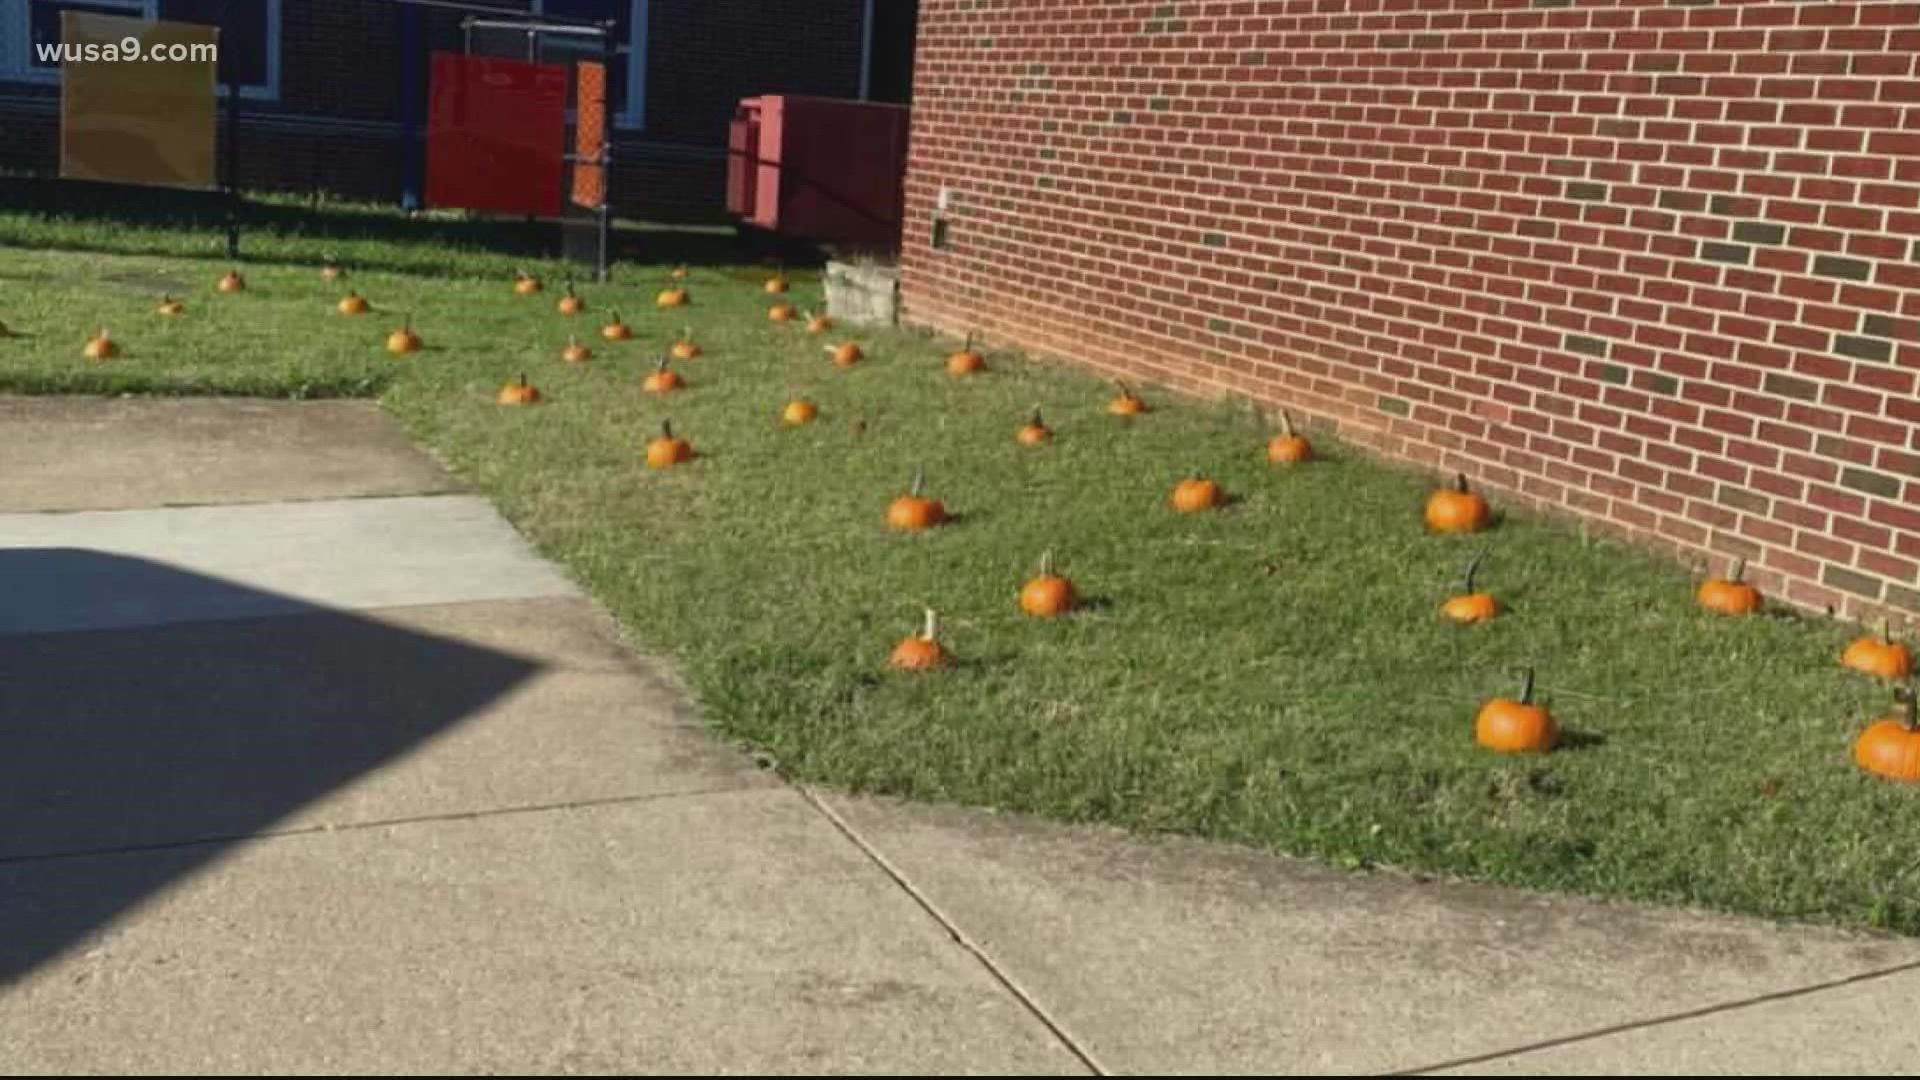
4;201;1916;933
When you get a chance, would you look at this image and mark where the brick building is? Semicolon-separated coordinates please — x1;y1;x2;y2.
900;0;1920;619
0;0;912;221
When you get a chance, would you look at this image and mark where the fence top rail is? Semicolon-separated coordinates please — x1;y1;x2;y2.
460;17;614;38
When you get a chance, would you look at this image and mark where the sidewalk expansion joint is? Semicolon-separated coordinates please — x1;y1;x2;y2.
6;487;470;517
0;784;756;867
798;787;1109;1077
1395;954;1920;1076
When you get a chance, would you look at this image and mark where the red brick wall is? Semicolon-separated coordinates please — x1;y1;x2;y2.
899;0;1920;619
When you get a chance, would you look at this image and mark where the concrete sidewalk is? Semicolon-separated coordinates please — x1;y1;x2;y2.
2;396;1916;1074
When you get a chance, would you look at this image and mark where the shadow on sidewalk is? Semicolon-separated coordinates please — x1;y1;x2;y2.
0;549;539;983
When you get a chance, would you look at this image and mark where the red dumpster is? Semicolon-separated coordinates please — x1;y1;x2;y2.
726;95;910;249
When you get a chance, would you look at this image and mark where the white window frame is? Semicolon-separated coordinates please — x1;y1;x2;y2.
529;0;647;131
0;0;281;102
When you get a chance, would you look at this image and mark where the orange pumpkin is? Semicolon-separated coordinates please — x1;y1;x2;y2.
804;311;832;334
1170;475;1223;513
337;291;370;316
1475;667;1559;754
668;265;689;281
1266;410;1312;465
1441;549;1499;624
946;332;985;377
1108;382;1147;416
557;283;585;316
320;257;343;283
828;342;863;368
782;398;818;426
1016;407;1052;446
1019;550;1077;618
888;608;950;671
670;327;702;360
561;335;592;364
1696;557;1761;616
646;420;694;469
1843;621;1913;680
656;284;690;309
155;295;185;317
1855;685;1920;782
1425;473;1491;534
497;373;542;406
643;358;684;395
887;469;947;531
216;269;245;293
764;274;789;295
769;303;798;323
82;327;119;361
385;316;422;356
513;269;543;295
602;312;634;341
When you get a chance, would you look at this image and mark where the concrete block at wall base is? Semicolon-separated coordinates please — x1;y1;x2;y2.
825;261;900;327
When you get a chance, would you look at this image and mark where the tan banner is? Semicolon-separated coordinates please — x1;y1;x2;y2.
60;12;219;190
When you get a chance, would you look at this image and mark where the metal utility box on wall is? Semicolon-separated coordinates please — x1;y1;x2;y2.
726;95;910;249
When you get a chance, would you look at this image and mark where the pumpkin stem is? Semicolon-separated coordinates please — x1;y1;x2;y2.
1454;472;1470;494
660;419;674;440
1039;549;1055;577
921;607;939;642
1462;548;1487;594
963;331;974;354
1729;557;1746;584
1029;405;1045;427
518;373;528;388
1517;666;1535;707
1278;410;1295;438
1898;683;1918;732
656;357;670;372
909;468;926;498
1883;618;1894;646
682;325;692;340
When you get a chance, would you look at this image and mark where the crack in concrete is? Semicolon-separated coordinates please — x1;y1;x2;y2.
797;787;1109;1077
1395;956;1920;1075
0;784;759;867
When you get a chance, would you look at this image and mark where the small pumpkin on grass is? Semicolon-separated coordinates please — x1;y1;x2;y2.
337;290;370;316
888;608;949;671
216;269;245;293
1266;410;1312;465
602;312;634;341
764;272;789;295
1019;550;1077;618
1170;475;1224;513
642;358;684;395
769;302;798;323
1016;407;1052;446
1108;382;1148;416
557;282;585;316
656;282;690;308
946;332;985;377
1696;557;1761;617
1843;620;1913;680
828;341;863;368
1425;473;1491;534
670;326;702;360
385;316;423;356
1441;549;1499;624
320;256;343;283
82;327;119;361
782;397;818;426
804;311;832;334
887;469;947;531
560;335;592;364
496;373;542;406
1855;684;1920;783
1475;667;1558;754
155;295;185;317
668;265;689;281
646;420;694;469
513;269;542;295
